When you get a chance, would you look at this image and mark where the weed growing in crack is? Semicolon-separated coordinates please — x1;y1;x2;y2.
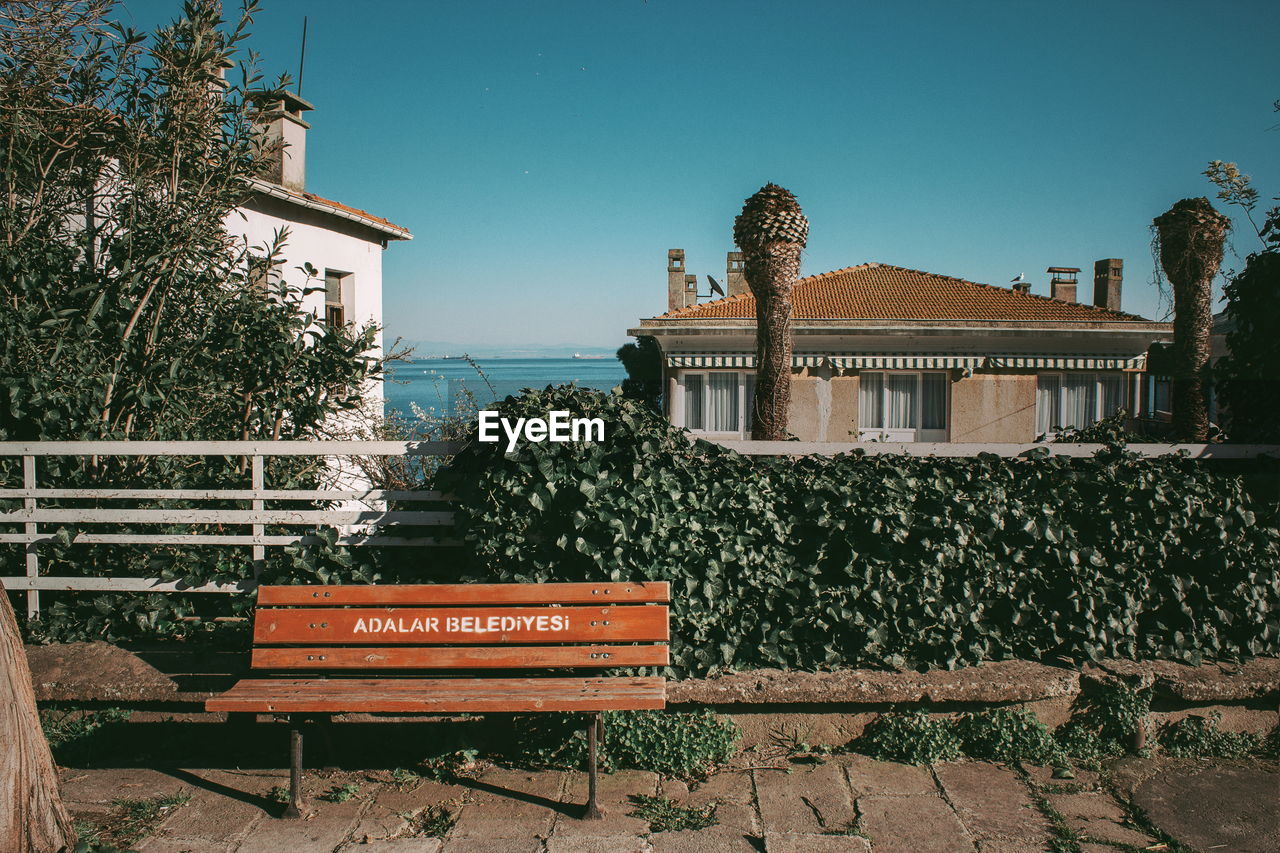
626;794;718;832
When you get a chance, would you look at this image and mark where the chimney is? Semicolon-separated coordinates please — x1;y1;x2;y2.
1047;266;1080;302
684;274;698;305
726;251;747;296
668;249;690;312
1093;258;1123;311
249;89;314;192
1012;280;1031;295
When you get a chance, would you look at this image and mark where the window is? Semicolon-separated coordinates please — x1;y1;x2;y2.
1037;373;1127;435
324;270;348;327
858;371;949;441
678;371;752;434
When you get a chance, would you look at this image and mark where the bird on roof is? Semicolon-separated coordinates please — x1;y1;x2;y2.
707;275;725;297
1010;273;1026;283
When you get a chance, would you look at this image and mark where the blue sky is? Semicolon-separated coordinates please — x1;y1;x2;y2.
123;0;1279;350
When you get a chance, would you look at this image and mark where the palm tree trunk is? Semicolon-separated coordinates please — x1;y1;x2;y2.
0;580;76;853
1171;275;1212;441
1153;197;1230;442
748;245;801;440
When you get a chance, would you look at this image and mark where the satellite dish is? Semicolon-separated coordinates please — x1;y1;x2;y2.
707;275;725;297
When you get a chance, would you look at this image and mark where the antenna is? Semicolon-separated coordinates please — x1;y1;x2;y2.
297;16;308;95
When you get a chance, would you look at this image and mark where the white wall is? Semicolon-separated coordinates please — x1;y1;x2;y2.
224;202;386;400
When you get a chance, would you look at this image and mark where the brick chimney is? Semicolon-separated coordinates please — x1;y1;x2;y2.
1093;258;1123;311
668;249;691;312
1047;267;1080;302
249;90;314;192
726;251;747;296
1012;280;1031;295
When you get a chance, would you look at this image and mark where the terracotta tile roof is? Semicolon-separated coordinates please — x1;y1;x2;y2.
655;263;1151;322
245;178;412;238
299;191;410;235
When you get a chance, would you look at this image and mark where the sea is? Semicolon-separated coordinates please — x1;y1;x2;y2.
384;357;626;419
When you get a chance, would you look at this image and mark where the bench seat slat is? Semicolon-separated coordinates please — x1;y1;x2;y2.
256;605;668;644
206;676;666;713
257;582;670;607
251;644;669;669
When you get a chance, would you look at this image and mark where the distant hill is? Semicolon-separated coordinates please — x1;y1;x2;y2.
393;340;623;359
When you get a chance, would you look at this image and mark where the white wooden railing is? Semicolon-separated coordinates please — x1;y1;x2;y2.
2;439;1276;621
0;440;463;618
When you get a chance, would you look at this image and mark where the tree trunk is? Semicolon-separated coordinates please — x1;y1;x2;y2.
0;580;76;853
748;243;801;440
1153;198;1230;442
1171;276;1212;442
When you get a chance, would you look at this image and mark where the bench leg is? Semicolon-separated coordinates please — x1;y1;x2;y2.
283;716;305;819
584;711;603;819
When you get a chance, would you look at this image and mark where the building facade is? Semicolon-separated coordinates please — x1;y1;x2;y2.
222;91;411;402
630;253;1172;443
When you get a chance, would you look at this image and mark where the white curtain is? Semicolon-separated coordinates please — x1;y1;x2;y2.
1037;374;1061;435
859;372;884;428
683;374;704;430
1061;374;1096;429
886;374;916;429
921;373;947;430
1100;374;1126;417
708;373;739;432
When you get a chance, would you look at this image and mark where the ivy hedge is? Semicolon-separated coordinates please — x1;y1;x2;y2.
439;387;1280;675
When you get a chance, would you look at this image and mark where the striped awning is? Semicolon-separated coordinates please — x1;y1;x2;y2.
666;353;755;368
985;354;1147;370
828;354;987;370
666;353;828;368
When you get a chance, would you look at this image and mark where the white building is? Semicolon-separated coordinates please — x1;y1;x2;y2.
223;90;412;402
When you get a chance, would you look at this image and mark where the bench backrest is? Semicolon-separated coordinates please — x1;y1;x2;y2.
249;582;670;673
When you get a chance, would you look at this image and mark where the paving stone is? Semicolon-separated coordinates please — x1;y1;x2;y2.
439;839;543;853
648;827;759;852
840;755;938;797
706;803;757;834
754;763;855;833
1019;764;1100;790
546;837;648;853
337;841;443;853
857;795;973;853
351;784;468;844
563;769;659;802
466;766;566;805
1069;817;1157;848
135;837;236;853
450;802;557;838
1047;792;1128;822
59;767;183;805
933;762;1048;845
974;842;1045;853
151;788;264;843
552;805;650;837
764;832;871;852
1131;763;1280;853
233;793;368;853
679;769;755;805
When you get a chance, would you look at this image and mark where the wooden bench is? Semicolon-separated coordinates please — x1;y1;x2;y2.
206;581;670;819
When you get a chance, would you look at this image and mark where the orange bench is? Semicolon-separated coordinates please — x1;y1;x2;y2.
207;582;670;818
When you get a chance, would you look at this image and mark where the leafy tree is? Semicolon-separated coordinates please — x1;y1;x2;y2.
1203;115;1280;442
732;183;808;441
0;1;394;636
615;334;662;409
1214;252;1280;441
1152;198;1230;441
0;0;383;447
